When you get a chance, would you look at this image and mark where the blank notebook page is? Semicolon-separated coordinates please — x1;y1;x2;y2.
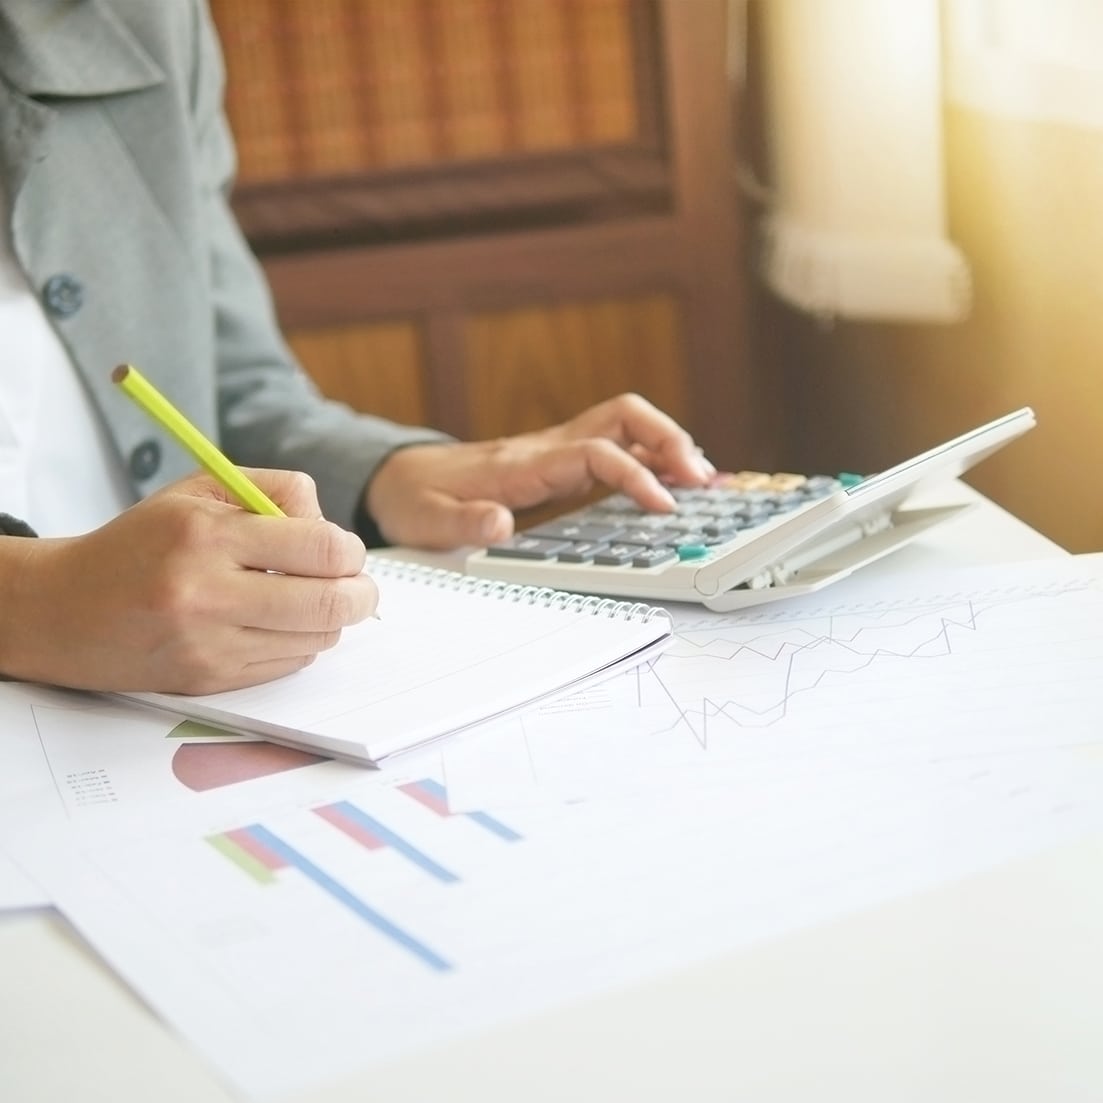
117;557;673;764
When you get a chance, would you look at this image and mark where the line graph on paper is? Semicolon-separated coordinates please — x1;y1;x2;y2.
617;572;1103;744
627;600;985;739
438;563;1103;805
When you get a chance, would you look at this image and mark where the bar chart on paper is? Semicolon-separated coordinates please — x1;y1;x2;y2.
39;772;599;1098
207;785;529;975
208;818;455;972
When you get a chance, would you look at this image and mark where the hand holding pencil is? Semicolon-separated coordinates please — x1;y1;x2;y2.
0;369;379;697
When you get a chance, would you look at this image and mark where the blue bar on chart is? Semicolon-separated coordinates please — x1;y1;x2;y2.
398;778;523;842
206;824;452;972
313;800;460;883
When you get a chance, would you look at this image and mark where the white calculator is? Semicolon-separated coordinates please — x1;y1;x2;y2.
464;408;1037;611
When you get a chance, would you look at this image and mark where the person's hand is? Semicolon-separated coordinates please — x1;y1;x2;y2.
0;470;379;694
367;392;716;549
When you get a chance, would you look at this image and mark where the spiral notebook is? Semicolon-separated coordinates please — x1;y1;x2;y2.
115;556;674;765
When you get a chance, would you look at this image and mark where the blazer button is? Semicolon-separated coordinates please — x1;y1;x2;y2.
42;273;84;318
128;439;162;481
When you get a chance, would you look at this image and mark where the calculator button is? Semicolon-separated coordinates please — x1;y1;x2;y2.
527;521;625;543
669;486;708;502
772;491;807;512
765;473;807;492
658;518;700;534
557;541;609;563
738;490;778;507
701;518;744;537
632;547;678;568
616;528;672;548
668;513;716;531
740;512;775;531
713;471;772;491
665;531;711;547
623;514;672;530
589;495;640;515
801;476;842;497
504;465;837;575
676;544;710;561
486;536;572;560
689;501;736;518
593;544;644;566
736;509;773;527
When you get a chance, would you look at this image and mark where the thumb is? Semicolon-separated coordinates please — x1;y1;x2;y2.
405;497;514;550
241;467;323;519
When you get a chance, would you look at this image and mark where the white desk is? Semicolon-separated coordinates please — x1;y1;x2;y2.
3;486;1100;1103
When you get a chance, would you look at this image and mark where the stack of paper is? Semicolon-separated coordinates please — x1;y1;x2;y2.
3;556;1103;1101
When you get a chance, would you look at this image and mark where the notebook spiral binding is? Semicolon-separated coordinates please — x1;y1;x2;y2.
367;556;666;622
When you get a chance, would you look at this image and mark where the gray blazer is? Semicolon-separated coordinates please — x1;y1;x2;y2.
0;0;447;535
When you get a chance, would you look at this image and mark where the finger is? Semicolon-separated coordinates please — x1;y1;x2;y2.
206;570;380;632
236;626;344;659
241;468;326;519
627;443;717;483
230;515;369;580
217;653;320;692
182;468;326;520
528;439;678;513
196;649;323;694
156;625;345;695
578;440;679;511
573;394;713;484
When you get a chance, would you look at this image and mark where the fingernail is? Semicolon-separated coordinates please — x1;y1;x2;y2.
480;510;507;544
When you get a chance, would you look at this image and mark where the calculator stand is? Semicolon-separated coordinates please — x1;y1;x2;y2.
700;502;976;611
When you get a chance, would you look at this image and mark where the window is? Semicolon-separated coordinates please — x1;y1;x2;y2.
749;0;970;323
944;0;1103;128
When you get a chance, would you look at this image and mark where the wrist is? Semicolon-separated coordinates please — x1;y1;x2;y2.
0;535;41;681
0;535;67;684
362;442;441;547
353;489;387;548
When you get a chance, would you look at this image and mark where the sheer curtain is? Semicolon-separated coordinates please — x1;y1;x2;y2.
746;0;971;323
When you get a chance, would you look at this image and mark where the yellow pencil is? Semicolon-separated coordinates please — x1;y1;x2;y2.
112;363;285;517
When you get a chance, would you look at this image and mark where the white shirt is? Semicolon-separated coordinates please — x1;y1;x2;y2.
0;184;134;537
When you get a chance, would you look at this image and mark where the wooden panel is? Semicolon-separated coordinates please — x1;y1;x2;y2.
211;0;650;184
233;150;671;254
216;0;751;477
463;294;688;438
286;321;429;425
262;218;685;325
212;0;667;253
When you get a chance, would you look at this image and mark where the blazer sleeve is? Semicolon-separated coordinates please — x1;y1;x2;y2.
186;1;451;537
0;514;37;538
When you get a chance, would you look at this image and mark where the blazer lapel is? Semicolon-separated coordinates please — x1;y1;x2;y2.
0;0;163;98
0;0;164;203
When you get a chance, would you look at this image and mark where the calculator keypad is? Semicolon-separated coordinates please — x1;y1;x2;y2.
485;472;843;568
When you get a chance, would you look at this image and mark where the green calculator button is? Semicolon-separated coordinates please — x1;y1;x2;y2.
836;471;865;488
677;544;710;561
